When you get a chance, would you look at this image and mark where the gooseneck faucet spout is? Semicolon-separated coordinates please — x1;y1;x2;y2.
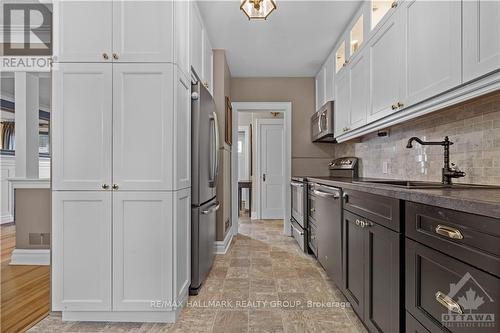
405;136;466;185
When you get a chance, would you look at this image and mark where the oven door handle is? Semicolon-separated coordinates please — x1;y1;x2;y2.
291;221;304;236
313;190;340;199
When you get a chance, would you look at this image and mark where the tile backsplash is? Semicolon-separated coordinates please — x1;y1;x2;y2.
334;91;500;185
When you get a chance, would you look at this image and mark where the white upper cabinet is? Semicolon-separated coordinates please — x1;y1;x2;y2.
54;0;178;63
112;0;173;62
190;2;204;78
203;31;213;93
52;63;112;190
368;10;402;123
401;0;461;108
463;0;500;82
315;68;325;110
334;69;350;136
112;64;174;190
325;54;335;102
174;70;192;190
112;192;173;311
52;191;112;311
53;1;112;62
349;49;369;131
175;0;191;77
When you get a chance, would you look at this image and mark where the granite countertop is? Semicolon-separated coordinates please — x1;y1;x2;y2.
305;176;500;219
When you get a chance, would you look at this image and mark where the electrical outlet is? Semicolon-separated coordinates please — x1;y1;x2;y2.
383;161;389;174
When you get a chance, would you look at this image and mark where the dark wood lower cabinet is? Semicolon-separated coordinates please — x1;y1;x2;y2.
343;210;402;332
406;312;430;333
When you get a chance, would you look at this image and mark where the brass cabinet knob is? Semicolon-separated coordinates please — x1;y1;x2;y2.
101;184;109;190
397;102;404;108
112;184;119;190
203;81;209;88
391;1;398;8
113;53;119;60
102;53;109;60
391;104;398;110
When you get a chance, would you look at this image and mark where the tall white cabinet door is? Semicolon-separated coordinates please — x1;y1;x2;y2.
315;68;325;110
325;55;335;102
174;71;191;190
52;191;112;311
52;63;112;190
334;69;350;137
113;64;174;190
113;192;173;311
463;0;500;82
175;0;191;77
349;50;368;131
173;189;191;302
190;2;204;77
368;11;402;123
202;32;213;93
53;1;112;62
401;0;461;107
112;0;173;62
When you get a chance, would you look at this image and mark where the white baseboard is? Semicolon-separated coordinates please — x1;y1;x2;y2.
10;249;50;265
251;212;258;220
1;214;13;224
215;227;233;254
62;309;182;323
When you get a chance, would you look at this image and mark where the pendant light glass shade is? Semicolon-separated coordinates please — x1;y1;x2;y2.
240;0;277;20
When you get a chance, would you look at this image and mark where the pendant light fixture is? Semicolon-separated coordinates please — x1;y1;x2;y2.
240;0;277;20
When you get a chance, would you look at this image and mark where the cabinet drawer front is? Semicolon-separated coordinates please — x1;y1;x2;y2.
406;312;430;333
406;239;500;333
406;202;500;277
343;189;401;232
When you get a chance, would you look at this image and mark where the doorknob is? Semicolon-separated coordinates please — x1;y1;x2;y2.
263;174;266;182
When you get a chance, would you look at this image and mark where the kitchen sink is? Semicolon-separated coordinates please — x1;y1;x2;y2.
353;179;500;189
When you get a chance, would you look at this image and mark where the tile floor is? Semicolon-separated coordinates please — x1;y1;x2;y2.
28;218;367;332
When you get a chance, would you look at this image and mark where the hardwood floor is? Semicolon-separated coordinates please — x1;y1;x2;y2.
1;224;50;333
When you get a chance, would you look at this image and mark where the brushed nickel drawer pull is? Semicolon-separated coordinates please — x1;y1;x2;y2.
435;291;463;314
435;224;464;240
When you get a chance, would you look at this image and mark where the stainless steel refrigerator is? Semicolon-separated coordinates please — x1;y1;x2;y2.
190;79;220;295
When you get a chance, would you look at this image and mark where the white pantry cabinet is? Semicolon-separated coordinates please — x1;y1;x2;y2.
112;64;174;190
175;0;191;78
112;191;173;311
401;0;461;108
463;0;500;82
54;0;176;63
174;70;192;190
52;63;112;191
53;1;112;63
368;9;403;123
190;1;213;94
52;191;112;311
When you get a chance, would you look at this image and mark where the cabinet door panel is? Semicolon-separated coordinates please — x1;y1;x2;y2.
334;69;350;136
52;63;112;190
342;210;365;318
202;31;213;93
315;69;325;111
463;0;500;82
190;2;204;78
113;64;174;190
53;1;112;62
174;189;191;301
52;191;111;311
325;55;335;102
174;71;191;190
402;0;461;107
349;50;368;130
112;0;173;62
175;0;190;77
368;12;402;123
364;222;401;333
113;192;173;311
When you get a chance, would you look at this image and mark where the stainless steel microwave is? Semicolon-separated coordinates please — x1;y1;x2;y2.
311;101;335;143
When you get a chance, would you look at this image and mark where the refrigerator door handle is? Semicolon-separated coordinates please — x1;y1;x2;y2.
201;201;221;215
209;112;220;188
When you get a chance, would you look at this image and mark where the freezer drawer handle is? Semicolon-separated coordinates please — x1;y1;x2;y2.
313;190;340;199
291;222;304;236
202;201;220;215
435;291;463;314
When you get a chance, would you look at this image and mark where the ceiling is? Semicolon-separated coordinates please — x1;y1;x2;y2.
198;0;362;77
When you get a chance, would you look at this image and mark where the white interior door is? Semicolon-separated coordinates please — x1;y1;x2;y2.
258;119;284;220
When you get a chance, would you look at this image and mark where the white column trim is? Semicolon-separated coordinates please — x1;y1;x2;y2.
10;249;50;266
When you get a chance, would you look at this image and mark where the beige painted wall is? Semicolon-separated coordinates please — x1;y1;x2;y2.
15;189;51;249
231;77;334;177
213;50;232;241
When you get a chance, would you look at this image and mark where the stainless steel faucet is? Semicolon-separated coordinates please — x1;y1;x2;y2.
406;136;466;185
